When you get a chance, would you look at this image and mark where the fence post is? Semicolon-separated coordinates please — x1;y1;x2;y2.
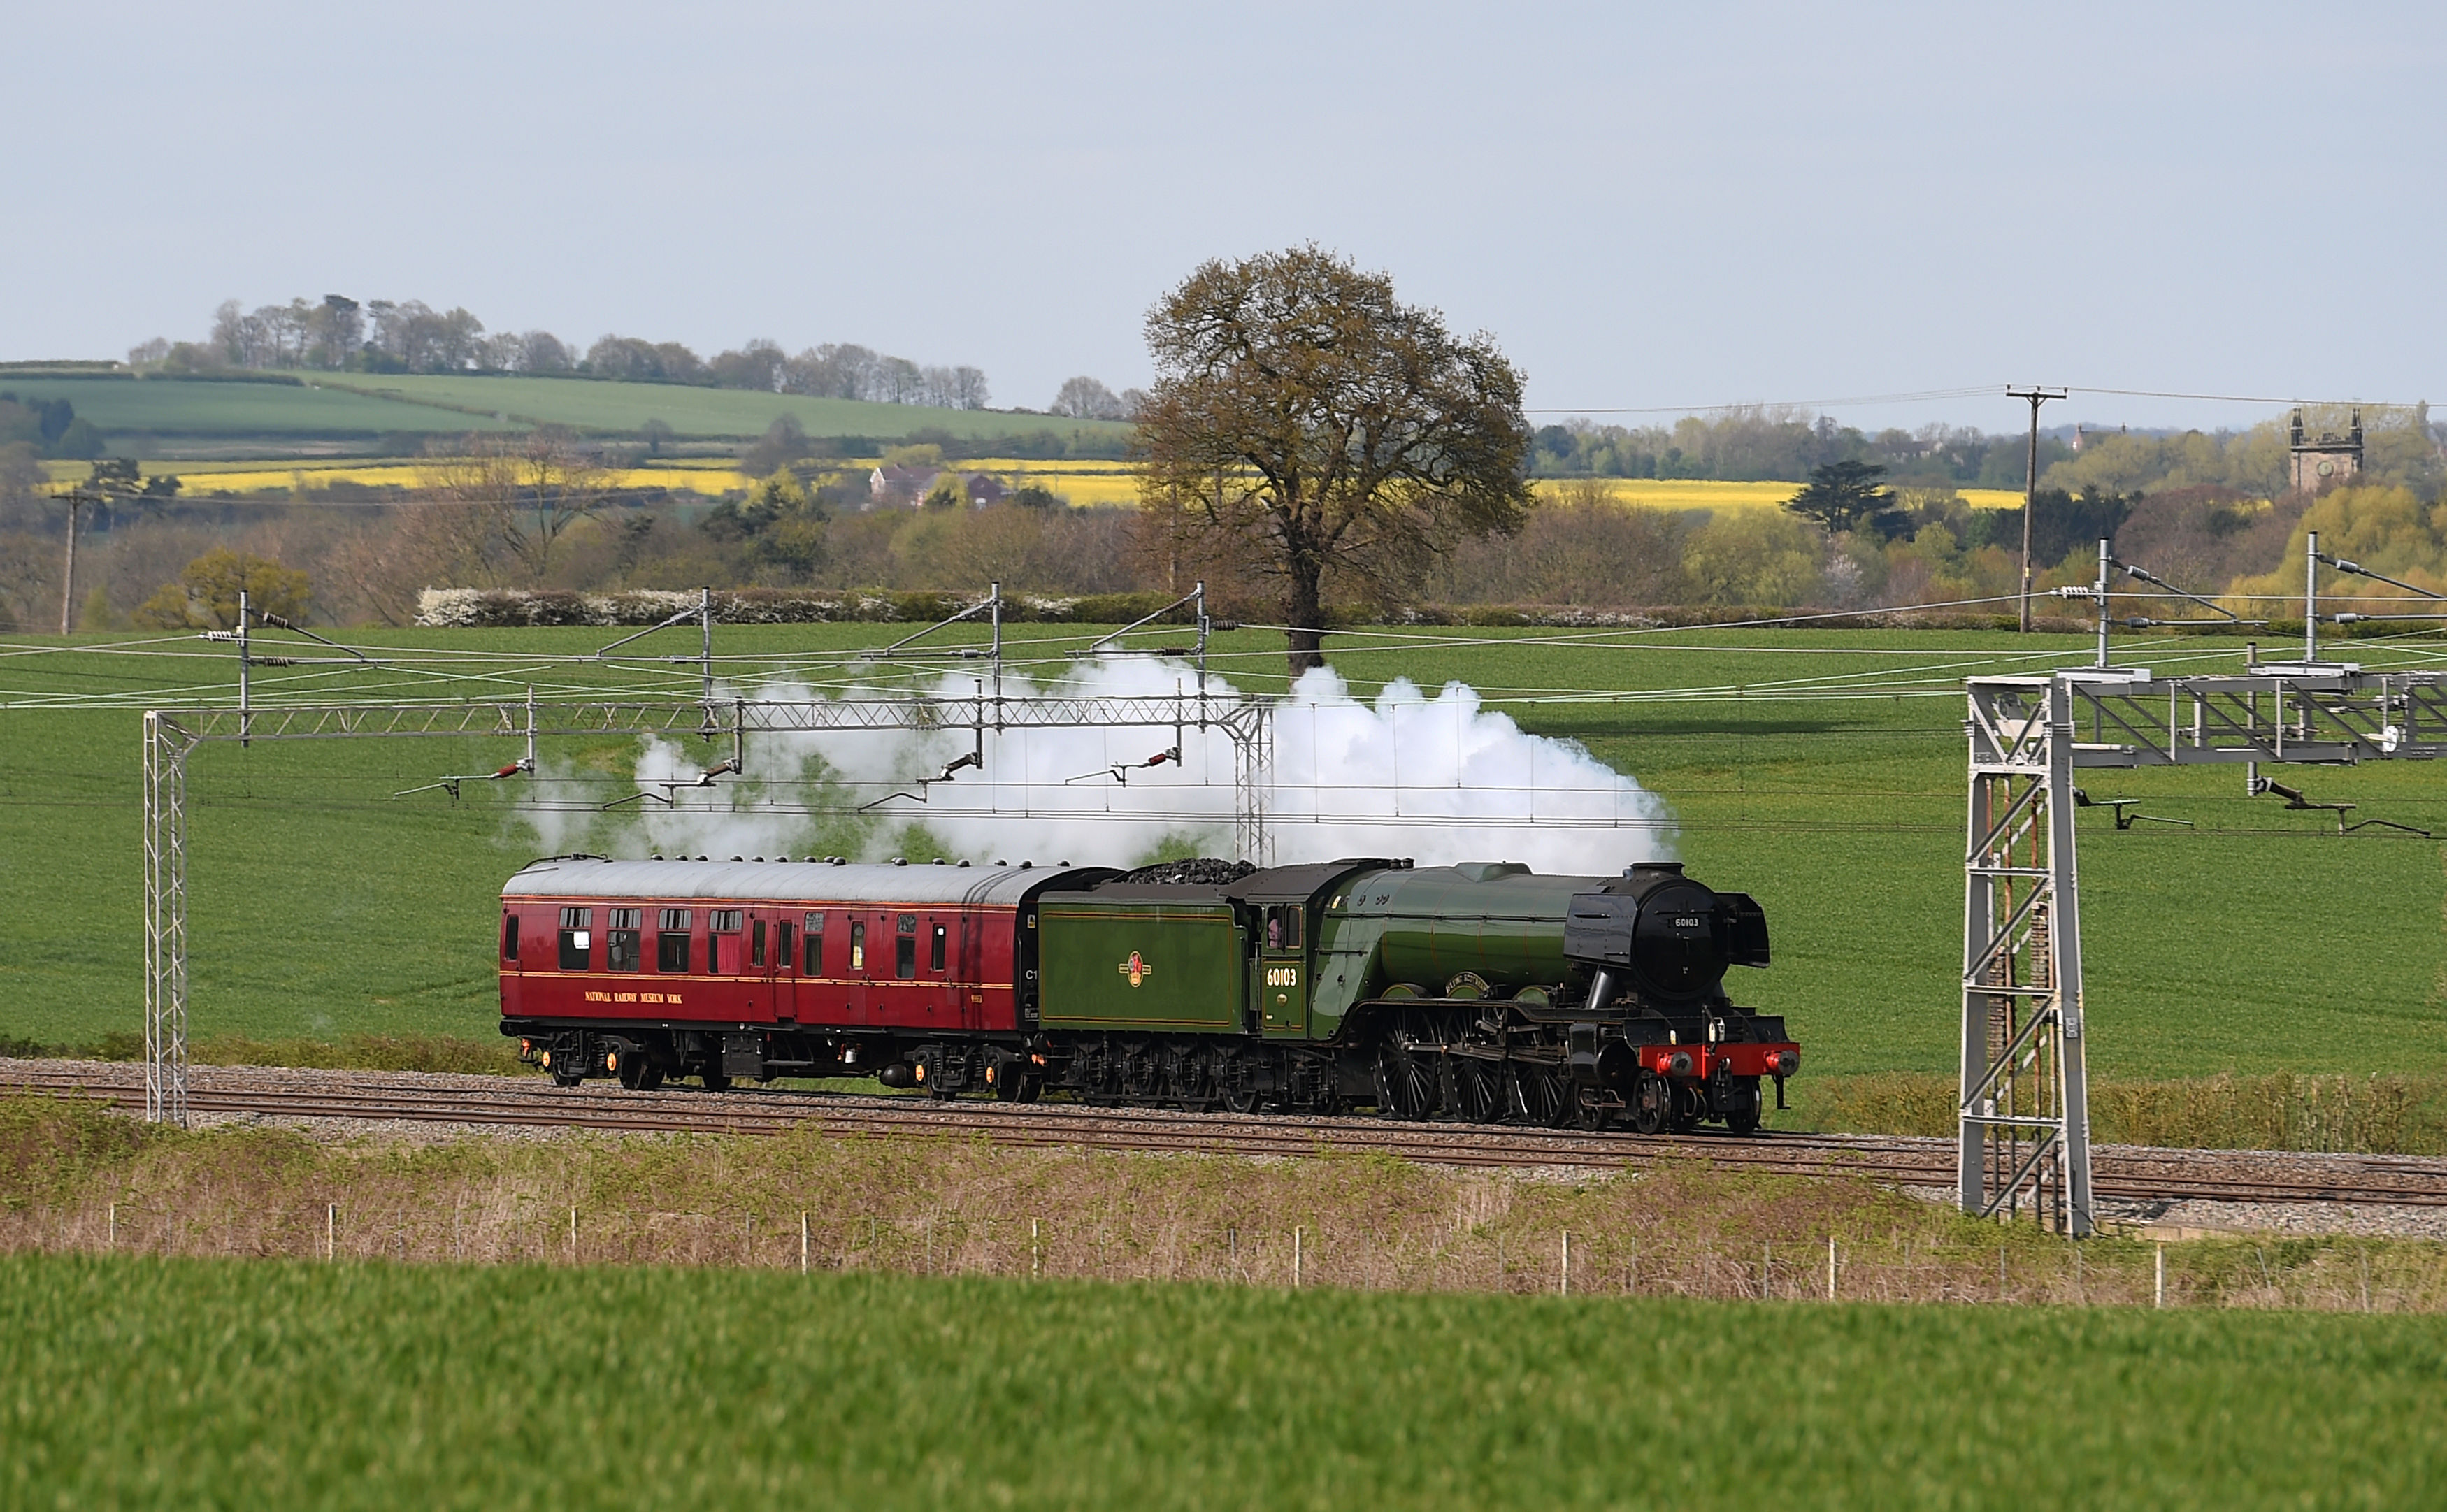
2155;1244;2165;1309
1560;1231;1570;1296
1032;1218;1041;1277
570;1206;578;1265
107;1203;115;1252
327;1203;336;1262
801;1212;809;1275
1827;1237;1837;1302
1293;1226;1303;1288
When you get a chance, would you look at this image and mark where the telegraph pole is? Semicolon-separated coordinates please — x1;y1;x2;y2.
57;489;96;636
2007;387;2067;633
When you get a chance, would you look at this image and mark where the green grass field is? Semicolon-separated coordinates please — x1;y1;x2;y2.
321;373;1135;444
3;1253;2443;1509
0;375;511;438
0;372;1134;445
1;625;2442;1087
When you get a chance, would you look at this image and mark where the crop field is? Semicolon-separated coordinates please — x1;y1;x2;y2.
59;456;1154;503
322;373;1137;443
0;376;509;438
0;372;1135;447
3;1251;2443;1509
1533;478;2028;512
1;624;2441;1097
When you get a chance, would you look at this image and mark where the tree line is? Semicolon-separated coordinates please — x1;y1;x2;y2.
1528;403;2446;497
125;295;1000;410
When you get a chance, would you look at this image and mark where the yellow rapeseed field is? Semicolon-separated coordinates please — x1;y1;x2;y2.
49;456;2023;512
1537;479;2026;512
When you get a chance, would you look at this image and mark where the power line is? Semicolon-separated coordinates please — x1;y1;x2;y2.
1526;382;2432;418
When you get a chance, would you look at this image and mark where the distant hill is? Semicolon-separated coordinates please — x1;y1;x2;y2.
0;370;1133;457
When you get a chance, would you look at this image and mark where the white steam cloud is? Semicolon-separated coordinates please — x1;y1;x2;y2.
520;660;1672;875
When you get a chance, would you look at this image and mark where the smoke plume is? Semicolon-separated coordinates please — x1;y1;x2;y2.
522;660;1672;875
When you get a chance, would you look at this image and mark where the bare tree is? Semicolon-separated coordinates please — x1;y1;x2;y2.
877;357;923;405
1138;246;1534;673
1051;375;1126;420
427;429;611;585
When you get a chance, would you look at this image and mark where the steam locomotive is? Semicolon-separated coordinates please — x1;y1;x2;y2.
498;854;1796;1132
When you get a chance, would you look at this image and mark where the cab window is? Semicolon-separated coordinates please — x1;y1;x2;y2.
501;912;519;963
1265;905;1303;951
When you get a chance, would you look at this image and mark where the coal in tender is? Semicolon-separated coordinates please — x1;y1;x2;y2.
1119;858;1257;886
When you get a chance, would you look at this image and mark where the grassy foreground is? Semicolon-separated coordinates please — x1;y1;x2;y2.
5;1251;2445;1510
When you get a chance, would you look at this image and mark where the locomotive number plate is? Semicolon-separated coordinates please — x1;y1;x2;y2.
1265;966;1299;988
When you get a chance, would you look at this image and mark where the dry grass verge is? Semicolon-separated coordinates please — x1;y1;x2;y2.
1805;1072;2447;1155
3;1093;2444;1312
0;1032;530;1077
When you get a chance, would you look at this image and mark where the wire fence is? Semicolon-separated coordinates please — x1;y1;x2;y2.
6;1193;2439;1314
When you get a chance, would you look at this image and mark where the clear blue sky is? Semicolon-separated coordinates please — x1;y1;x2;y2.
6;1;2438;437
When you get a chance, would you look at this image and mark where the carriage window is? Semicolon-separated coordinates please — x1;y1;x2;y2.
557;928;592;971
930;923;947;972
657;932;691;972
774;921;792;973
849;921;866;971
751;919;767;967
804;923;824;974
659;909;691;930
501;913;519;961
607;909;642;972
896;935;917;979
560;907;592;930
710;909;743;933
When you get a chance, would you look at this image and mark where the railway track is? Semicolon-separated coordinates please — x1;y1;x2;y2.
10;1059;2447;1210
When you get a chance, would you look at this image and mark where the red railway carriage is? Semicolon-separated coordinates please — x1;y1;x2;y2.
501;856;1112;1089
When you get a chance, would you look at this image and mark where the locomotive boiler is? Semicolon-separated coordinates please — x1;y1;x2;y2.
498;854;1795;1132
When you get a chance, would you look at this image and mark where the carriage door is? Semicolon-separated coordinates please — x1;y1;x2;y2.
708;910;770;1022
763;912;795;1024
957;910;984;1030
1258;903;1307;1035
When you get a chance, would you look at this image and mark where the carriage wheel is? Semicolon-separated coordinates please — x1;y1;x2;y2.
1570;1090;1612;1132
1630;1070;1672;1135
1723;1076;1763;1135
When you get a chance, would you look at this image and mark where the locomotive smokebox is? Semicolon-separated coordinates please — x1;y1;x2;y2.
1563;861;1769;1009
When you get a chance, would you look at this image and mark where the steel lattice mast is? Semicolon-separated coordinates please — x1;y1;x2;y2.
1961;660;2447;1234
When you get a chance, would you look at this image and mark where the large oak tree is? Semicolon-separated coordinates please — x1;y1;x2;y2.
1137;247;1535;675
